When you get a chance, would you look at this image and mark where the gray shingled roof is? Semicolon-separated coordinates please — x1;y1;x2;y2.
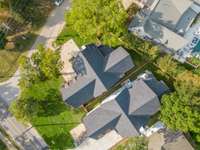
129;0;200;51
61;44;134;107
150;0;193;31
83;72;169;138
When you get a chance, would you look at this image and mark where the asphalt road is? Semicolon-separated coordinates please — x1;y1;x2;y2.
0;0;70;149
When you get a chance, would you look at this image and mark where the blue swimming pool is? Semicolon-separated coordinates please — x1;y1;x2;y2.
193;41;200;53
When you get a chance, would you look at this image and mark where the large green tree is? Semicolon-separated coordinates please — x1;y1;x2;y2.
157;55;179;76
67;0;128;47
160;71;200;142
11;45;63;121
18;45;63;89
10;79;62;121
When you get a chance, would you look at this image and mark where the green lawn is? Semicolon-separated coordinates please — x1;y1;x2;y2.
55;25;86;47
31;104;85;149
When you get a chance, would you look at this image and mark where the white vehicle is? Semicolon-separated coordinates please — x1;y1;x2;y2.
54;0;64;6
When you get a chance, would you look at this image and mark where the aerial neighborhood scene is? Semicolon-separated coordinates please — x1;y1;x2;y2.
0;0;199;150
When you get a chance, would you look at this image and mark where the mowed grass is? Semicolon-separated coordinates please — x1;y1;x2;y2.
31;104;85;149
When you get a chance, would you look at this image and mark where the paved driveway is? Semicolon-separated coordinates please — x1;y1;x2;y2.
75;130;123;150
0;0;69;105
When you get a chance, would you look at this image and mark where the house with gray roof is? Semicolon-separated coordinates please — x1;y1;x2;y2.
148;128;194;150
61;44;134;108
129;0;200;53
83;71;169;139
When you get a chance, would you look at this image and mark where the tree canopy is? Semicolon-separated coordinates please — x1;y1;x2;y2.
67;0;128;47
157;55;179;76
10;78;62;121
160;71;200;142
18;45;63;89
10;45;63;121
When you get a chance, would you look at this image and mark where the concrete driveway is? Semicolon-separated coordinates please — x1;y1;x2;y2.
75;130;123;150
0;0;69;105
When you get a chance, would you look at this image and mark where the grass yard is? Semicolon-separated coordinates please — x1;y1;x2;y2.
31;104;85;149
55;25;86;47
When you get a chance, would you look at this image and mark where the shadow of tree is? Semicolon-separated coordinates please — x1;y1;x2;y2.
42;133;75;149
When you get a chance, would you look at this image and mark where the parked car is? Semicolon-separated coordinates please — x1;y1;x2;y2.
54;0;64;6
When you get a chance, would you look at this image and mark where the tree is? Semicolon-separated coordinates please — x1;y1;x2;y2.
157;55;178;76
10;78;62;121
160;72;200;141
67;0;128;47
148;46;160;59
18;45;63;89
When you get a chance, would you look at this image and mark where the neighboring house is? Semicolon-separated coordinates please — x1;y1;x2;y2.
129;0;200;62
148;128;194;150
61;44;134;108
83;71;169;140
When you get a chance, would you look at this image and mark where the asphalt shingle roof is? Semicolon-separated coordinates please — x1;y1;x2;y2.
83;72;169;138
61;44;134;107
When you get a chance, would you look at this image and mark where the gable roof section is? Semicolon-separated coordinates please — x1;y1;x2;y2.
150;0;193;31
143;19;188;51
141;71;169;97
104;47;134;74
83;73;168;138
128;79;159;115
84;106;121;138
61;44;134;107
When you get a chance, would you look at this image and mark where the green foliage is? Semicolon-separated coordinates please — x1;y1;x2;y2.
10;78;63;121
18;45;63;89
122;34;159;60
157;55;179;76
112;137;147;150
188;57;200;66
67;0;128;47
10;0;53;28
160;71;200;141
31;105;85;149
